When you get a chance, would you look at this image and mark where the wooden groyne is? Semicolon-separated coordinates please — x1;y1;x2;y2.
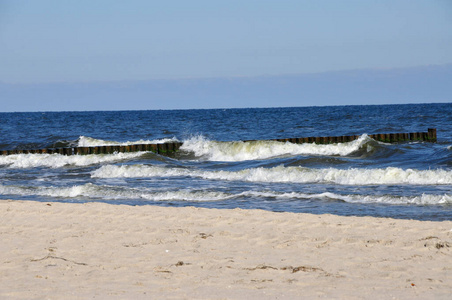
0;142;184;156
269;128;437;145
0;128;437;156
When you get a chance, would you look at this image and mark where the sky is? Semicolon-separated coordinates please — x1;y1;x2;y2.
0;0;451;111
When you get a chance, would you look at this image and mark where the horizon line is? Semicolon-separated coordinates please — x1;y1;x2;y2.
1;101;450;114
1;63;451;86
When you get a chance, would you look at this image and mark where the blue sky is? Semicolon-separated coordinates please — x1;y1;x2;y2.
0;1;451;111
1;0;451;83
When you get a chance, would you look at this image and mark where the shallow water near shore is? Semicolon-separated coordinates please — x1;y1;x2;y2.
1;103;451;220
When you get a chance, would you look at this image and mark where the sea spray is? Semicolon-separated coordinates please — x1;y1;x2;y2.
180;134;374;161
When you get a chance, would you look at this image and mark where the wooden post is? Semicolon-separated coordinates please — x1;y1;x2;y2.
174;142;183;151
157;143;167;154
109;146;118;154
150;144;158;153
416;132;423;141
390;133;396;143
63;148;72;155
422;132;429;141
428;128;437;142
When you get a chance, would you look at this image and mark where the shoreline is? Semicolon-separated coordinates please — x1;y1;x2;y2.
1;200;451;299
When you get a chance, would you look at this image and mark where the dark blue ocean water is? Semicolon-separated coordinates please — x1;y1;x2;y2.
1;103;451;220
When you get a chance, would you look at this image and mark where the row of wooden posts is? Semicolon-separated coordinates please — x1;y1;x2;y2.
0;128;437;156
268;128;437;145
0;142;184;156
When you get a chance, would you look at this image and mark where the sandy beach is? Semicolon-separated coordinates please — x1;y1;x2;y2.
1;200;451;299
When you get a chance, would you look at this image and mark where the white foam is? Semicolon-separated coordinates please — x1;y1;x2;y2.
0;152;145;169
1;184;449;205
237;191;452;205
337;193;452;205
0;183;233;202
259;191;452;205
92;164;452;185
77;136;179;147
92;164;191;178
179;134;372;161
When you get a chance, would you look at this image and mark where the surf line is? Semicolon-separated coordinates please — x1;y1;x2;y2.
0;128;437;157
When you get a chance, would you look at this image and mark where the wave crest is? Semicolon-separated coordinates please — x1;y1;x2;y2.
180;134;373;161
77;136;179;147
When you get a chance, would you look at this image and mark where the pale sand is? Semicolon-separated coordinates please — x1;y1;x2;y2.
1;200;451;299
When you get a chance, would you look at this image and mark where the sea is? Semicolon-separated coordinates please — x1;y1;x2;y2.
1;103;451;221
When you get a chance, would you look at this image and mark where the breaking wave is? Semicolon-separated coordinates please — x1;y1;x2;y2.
92;164;452;185
0;152;145;169
180;134;374;161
